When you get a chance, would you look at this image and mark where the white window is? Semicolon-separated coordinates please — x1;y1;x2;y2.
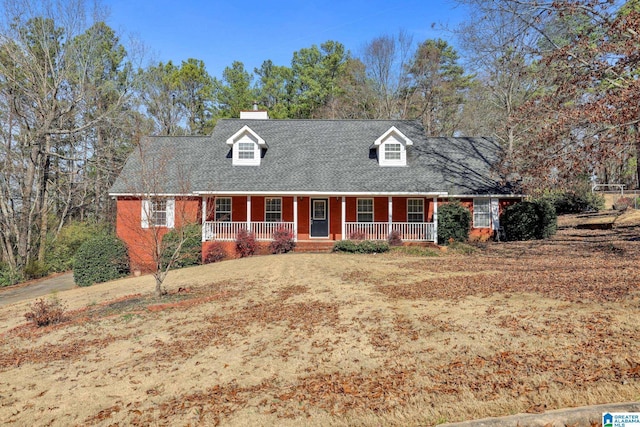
141;198;174;229
473;199;491;228
215;198;232;222
265;197;282;222
357;199;373;222
407;199;424;223
385;143;401;161
238;142;255;160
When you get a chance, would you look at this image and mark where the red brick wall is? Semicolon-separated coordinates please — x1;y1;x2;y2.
116;196;200;272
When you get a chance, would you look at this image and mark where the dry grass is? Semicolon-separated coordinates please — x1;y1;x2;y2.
1;225;640;426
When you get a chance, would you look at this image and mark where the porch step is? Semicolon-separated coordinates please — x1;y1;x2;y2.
294;240;335;253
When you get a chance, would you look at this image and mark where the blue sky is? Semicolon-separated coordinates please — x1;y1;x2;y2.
103;0;468;78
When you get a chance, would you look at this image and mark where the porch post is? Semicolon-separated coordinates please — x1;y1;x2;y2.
432;196;438;244
247;196;252;231
201;196;207;242
293;196;298;242
388;196;393;233
341;196;346;240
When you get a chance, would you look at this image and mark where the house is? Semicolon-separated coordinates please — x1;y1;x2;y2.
110;110;522;271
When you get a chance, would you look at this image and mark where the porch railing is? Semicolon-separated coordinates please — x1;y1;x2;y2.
344;222;435;242
203;221;295;241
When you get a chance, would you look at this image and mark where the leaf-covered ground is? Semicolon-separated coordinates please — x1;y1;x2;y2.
1;223;639;426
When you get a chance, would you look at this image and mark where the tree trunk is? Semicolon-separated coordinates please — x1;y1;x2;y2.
37;134;51;263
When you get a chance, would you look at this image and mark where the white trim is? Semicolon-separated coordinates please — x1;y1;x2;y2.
247;196;251;231
341;196;346;239
388;196;392;228
225;125;267;147
447;194;525;199
192;191;449;197
373;126;413;147
293;196;298;241
201;197;207;242
432;197;438;244
165;199;175;229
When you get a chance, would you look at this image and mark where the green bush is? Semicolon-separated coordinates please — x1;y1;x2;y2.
73;234;130;287
45;221;110;273
540;189;604;214
0;262;22;287
24;260;48;280
501;200;557;241
160;223;202;269
437;202;471;245
333;240;389;253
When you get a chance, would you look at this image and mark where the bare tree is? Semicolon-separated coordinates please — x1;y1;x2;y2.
116;139;198;297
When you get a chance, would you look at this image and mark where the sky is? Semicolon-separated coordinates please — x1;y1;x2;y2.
102;0;469;79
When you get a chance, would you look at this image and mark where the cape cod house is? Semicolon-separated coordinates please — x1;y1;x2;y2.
110;110;522;271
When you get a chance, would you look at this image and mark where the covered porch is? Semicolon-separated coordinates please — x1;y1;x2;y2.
200;195;440;243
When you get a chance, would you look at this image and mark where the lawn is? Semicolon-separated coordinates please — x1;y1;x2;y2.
1;221;639;426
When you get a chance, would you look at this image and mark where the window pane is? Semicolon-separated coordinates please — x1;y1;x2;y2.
357;199;373;223
238;142;255;159
265;198;282;222
151;199;167;227
215;198;231;222
385;143;401;160
407;199;424;222
473;199;491;228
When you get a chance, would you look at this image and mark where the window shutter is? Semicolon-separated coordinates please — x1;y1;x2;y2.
490;198;500;231
166;198;175;229
141;199;151;229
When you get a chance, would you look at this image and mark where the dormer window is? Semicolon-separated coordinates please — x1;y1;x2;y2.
384;143;401;161
226;125;267;166
238;142;256;160
373;126;413;166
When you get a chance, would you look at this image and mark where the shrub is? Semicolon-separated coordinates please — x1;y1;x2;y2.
387;230;403;246
45;221;110;273
161;223;202;269
73;234;130;287
270;227;296;254
24;297;67;327
0;262;22;287
501;200;557;241
437;202;471;245
333;240;389;254
540;189;604;214
613;197;633;211
204;242;227;263
349;230;366;240
235;228;257;257
24;260;48;280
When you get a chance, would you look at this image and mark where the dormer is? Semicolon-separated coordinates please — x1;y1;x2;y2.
372;126;413;166
226;125;268;166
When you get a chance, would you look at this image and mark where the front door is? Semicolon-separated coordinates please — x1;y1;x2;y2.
310;199;329;237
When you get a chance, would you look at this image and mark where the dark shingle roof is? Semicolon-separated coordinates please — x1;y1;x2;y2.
109;119;510;196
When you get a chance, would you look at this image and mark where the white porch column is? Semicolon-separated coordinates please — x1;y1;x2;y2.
293;196;298;242
201;196;207;242
388;196;393;231
247;196;252;231
341;196;346;240
432;196;438;244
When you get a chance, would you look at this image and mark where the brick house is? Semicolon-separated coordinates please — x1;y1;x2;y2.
110;111;522;271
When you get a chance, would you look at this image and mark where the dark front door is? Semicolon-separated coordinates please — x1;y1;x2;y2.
310;198;329;237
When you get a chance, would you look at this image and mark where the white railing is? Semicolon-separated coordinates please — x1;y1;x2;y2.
344;222;435;242
203;221;295;241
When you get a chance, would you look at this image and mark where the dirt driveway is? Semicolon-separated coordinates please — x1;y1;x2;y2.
0;272;76;307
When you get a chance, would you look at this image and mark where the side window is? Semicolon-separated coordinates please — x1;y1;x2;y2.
141;198;175;228
473;199;491;228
